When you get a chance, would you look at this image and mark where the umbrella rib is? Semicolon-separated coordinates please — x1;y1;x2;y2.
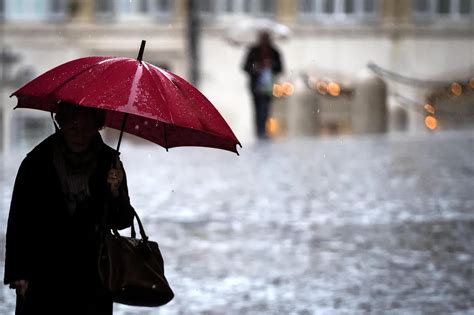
163;124;169;151
147;63;237;140
143;62;175;124
126;62;143;111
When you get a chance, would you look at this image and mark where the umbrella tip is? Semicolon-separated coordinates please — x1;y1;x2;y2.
137;40;146;62
235;143;242;156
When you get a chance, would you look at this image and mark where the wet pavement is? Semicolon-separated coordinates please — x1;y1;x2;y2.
1;130;473;314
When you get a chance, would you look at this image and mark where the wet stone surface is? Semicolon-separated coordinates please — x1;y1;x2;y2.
1;130;473;314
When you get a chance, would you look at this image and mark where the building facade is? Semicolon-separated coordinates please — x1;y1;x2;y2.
1;0;473;151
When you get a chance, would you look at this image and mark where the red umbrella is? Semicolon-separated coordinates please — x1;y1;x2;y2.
11;40;241;154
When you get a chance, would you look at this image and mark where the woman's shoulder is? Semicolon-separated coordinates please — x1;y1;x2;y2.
25;133;56;160
99;139;116;156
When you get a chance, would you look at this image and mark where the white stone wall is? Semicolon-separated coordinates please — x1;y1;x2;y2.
2;22;473;149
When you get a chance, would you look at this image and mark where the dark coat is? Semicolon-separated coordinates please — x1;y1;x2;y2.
4;133;135;314
242;44;283;94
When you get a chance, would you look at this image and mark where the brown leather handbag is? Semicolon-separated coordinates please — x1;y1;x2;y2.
98;209;174;307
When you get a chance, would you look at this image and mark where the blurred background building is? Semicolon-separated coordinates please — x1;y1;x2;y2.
1;0;473;152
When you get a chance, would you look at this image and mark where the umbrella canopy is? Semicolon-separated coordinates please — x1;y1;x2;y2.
224;18;291;46
11;41;241;154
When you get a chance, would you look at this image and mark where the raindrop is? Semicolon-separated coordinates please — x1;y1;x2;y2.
144;121;148;126
135;125;140;130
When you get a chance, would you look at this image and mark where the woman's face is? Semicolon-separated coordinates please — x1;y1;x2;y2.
60;110;99;153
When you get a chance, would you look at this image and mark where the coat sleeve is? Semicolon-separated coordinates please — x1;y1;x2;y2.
243;47;258;75
4;156;37;284
106;164;135;231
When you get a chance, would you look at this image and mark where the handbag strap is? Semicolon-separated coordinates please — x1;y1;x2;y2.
102;199;149;242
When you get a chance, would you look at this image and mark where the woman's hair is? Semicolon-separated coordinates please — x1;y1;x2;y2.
55;102;106;130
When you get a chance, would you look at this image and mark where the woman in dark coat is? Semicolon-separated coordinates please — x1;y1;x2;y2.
4;104;135;314
243;31;283;139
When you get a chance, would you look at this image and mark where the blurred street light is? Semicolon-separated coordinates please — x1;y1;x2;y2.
328;82;341;96
424;103;435;114
450;82;462;96
425;116;438;130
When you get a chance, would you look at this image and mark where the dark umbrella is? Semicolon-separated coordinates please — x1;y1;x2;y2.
11;40;241;154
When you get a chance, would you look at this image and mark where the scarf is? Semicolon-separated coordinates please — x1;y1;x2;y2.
52;132;104;216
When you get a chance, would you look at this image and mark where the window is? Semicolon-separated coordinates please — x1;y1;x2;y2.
0;0;4;20
413;0;474;18
243;0;252;13
201;0;275;16
49;0;66;21
154;0;171;12
109;0;172;21
3;0;68;21
4;0;41;21
298;0;378;22
300;0;316;12
438;0;451;13
96;0;114;14
414;0;430;11
344;0;355;14
323;0;335;13
150;0;172;19
459;0;471;13
363;0;375;12
138;0;149;13
261;0;274;14
198;0;214;14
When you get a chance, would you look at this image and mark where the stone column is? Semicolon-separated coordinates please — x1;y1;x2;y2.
352;69;387;134
174;0;187;23
381;0;411;27
70;0;95;22
276;0;297;24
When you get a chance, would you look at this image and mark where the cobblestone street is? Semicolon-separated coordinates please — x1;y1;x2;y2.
1;130;473;314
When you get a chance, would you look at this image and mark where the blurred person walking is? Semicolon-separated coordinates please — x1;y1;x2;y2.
243;30;283;139
4;103;135;314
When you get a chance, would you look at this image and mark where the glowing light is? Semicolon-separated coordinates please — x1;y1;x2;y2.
327;82;341;97
424;103;435;114
450;82;462;96
316;81;327;95
282;82;294;96
425;116;437;130
469;78;474;89
273;84;284;97
266;117;280;136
